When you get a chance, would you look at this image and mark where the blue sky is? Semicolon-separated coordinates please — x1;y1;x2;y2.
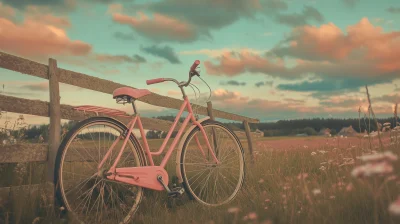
0;0;399;126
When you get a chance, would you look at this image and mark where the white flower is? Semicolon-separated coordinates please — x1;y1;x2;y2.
312;189;321;195
389;196;400;216
357;151;398;163
319;166;326;171
351;161;393;178
311;152;317;156
318;150;328;154
383;122;391;127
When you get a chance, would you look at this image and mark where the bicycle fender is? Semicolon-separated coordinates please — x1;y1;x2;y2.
175;116;211;183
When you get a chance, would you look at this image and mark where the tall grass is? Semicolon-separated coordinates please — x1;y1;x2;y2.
1;87;400;223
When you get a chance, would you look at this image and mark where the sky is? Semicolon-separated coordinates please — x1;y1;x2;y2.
0;0;399;127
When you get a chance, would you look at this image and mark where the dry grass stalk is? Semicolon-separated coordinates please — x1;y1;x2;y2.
365;85;384;150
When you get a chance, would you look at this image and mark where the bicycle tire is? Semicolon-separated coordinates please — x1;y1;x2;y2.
179;120;246;206
54;116;147;224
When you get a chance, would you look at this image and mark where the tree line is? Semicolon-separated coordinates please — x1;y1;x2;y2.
2;116;398;143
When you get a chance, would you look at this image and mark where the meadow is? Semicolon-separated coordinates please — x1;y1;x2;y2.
1;132;400;224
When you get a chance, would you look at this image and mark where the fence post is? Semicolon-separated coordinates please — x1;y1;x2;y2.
243;120;255;163
206;101;218;155
46;58;61;209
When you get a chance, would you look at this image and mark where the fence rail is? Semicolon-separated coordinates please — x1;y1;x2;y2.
0;51;259;123
0;51;259;214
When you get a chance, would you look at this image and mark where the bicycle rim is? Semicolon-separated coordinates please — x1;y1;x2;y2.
180;121;245;206
56;118;144;224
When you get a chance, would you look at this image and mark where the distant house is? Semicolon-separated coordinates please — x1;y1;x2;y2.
337;125;357;137
318;128;331;136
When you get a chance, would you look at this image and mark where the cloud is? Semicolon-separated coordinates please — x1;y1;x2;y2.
21;82;49;91
24;6;71;28
179;48;265;58
374;93;400;104
95;54;146;64
277;77;391;92
2;0;77;14
116;0;288;42
140;45;181;64
220;80;246;86
0;2;16;20
342;0;359;8
210;88;322;118
107;3;123;14
167;90;181;96
146;0;280;30
0;16;91;59
387;7;400;14
112;12;198;42
113;31;135;41
275;6;324;27
2;0;66;9
255;81;273;87
205;18;400;92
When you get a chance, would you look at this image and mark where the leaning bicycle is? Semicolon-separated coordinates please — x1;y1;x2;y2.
54;60;246;223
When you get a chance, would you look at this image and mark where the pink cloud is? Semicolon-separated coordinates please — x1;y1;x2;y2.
0;2;16;20
204;18;400;80
24;6;71;28
0;17;91;58
112;12;197;42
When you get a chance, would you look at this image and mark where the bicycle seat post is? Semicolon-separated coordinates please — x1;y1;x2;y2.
131;99;138;115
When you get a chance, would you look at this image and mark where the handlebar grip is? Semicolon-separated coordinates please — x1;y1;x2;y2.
190;60;200;71
146;78;165;85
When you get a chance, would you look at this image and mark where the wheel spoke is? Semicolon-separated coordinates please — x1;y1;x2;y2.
182;122;244;206
58;119;143;224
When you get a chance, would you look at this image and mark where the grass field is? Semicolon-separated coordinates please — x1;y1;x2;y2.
1;134;400;224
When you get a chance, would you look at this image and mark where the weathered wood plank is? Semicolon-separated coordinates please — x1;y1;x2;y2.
0;94;176;131
0;51;259;123
0;183;48;210
47;58;60;184
243;120;255;163
0;144;48;163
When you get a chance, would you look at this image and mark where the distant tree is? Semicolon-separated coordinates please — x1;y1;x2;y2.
303;127;317;136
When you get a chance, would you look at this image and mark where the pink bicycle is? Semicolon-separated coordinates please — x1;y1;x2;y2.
54;60;245;223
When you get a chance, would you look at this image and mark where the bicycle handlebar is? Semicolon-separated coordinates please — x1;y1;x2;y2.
190;60;200;72
146;60;200;87
146;78;165;85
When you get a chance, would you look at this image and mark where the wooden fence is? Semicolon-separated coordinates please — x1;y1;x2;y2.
0;51;259;214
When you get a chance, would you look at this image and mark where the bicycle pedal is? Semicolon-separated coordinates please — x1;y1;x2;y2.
168;187;185;198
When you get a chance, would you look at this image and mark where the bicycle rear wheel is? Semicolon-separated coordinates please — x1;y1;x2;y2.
55;117;146;224
180;120;245;206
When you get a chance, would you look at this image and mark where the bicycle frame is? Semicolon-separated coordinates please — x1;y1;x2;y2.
97;95;220;190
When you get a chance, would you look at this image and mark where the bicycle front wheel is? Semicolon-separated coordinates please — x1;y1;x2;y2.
180;120;245;206
55;117;145;224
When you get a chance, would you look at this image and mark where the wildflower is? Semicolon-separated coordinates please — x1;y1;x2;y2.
357;151;398;163
265;199;270;203
351;161;394;178
383;122;391;127
303;145;308;149
311;152;317;156
297;173;308;180
389;196;400;216
318;150;327;154
228;207;240;213
312;189;321;195
330;195;336;199
370;131;378;137
346;183;353;192
248;212;257;220
319;166;326;171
